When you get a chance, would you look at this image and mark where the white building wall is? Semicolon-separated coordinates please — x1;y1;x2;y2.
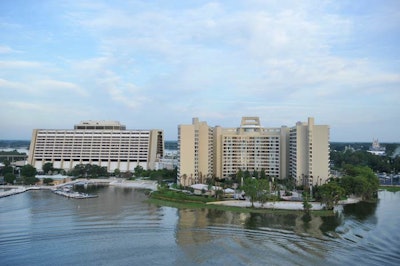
27;123;163;173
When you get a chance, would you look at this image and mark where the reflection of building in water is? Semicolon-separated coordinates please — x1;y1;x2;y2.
175;207;340;245
294;215;324;239
175;209;249;247
73;186;160;218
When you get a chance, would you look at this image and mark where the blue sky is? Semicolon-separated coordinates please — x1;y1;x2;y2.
0;0;399;142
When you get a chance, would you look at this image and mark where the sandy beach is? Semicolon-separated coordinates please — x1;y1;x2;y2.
109;179;158;190
207;200;326;210
207;196;361;211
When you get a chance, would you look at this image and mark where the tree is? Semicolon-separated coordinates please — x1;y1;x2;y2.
236;169;243;185
113;168;121;177
302;191;312;214
339;165;379;200
84;164;92;177
258;179;269;206
42;162;54;175
87;164;108;178
259;169;266;180
215;188;224;200
43;178;54;185
123;171;133;179
21;164;37;178
243;170;251;179
1;162;13;175
70;164;85;178
252;170;259;179
4;173;16;184
206;177;214;191
23;176;39;185
242;177;258;207
134;165;144;178
317;182;345;210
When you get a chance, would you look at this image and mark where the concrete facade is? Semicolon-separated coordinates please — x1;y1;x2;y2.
289;117;330;186
177;118;213;186
28;121;164;173
178;117;330;186
214;117;283;180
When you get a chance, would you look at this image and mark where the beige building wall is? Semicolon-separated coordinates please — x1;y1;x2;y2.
214;117;282;179
178;124;195;186
178;116;330;187
311;124;330;186
280;126;290;180
289;117;330;186
177;118;213;186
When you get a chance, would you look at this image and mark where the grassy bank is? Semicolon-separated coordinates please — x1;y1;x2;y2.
379;186;400;192
148;189;334;216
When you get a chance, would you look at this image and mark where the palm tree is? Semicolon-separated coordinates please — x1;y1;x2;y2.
182;174;187;187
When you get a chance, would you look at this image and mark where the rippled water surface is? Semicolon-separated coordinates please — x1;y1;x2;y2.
0;188;399;266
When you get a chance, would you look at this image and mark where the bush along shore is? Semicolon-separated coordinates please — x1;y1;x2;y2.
148;189;335;216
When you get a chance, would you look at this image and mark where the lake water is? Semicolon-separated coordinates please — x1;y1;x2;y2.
0;187;399;266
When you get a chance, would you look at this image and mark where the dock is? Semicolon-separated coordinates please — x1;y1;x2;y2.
51;189;98;199
0;185;97;199
0;186;43;198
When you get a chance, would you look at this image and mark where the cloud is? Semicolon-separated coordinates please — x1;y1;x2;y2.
0;78;28;91
0;0;399;141
0;77;88;98
0;60;43;69
0;45;21;54
35;79;89;97
4;101;45;111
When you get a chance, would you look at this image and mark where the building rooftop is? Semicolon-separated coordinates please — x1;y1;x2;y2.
74;120;126;130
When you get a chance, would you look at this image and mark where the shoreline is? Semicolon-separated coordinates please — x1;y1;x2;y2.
0;179;158;198
207;200;326;210
2;181;362;211
207;196;362;211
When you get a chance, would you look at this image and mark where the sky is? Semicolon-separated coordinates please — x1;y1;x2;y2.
0;0;399;142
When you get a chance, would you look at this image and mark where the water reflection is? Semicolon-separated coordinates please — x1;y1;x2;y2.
176;207;346;244
1;186;397;265
342;200;378;222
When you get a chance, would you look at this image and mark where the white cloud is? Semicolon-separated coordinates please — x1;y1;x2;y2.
0;60;43;69
0;45;21;54
35;79;89;97
0;78;28;91
0;0;399;141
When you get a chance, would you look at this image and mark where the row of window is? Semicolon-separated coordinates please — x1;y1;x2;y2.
35;157;148;160
37;159;148;162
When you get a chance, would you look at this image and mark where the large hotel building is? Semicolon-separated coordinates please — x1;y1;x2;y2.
28;121;164;173
178;117;330;187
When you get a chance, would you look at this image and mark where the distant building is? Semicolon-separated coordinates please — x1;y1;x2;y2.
164;140;178;151
367;139;386;156
178;117;330;187
28;121;164;173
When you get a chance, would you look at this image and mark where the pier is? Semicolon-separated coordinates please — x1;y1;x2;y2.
0;186;43;198
51;189;98;199
1;178;158;199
